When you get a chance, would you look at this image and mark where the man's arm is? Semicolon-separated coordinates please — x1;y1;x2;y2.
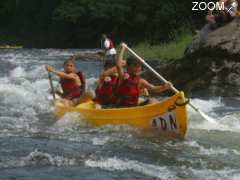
99;67;117;81
116;43;126;82
45;65;77;80
140;79;172;93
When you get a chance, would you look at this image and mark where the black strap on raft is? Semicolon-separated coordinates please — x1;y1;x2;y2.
168;105;176;112
167;98;190;112
174;98;190;107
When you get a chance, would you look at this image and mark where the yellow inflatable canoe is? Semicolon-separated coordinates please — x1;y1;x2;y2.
55;91;188;138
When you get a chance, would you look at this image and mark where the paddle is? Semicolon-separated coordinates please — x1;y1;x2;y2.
47;71;56;100
124;44;217;124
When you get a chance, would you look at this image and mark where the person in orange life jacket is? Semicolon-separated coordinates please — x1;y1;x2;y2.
115;43;172;107
45;58;92;106
101;33;117;59
94;58;126;108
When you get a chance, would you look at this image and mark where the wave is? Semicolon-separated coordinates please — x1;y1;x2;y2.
85;156;240;179
0;149;77;169
183;140;240;156
188;98;240;133
85;157;174;179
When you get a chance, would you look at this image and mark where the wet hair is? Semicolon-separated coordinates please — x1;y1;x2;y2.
63;56;76;66
104;59;115;69
127;56;141;66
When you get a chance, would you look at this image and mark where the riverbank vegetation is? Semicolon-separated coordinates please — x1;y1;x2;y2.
132;32;193;60
0;0;204;50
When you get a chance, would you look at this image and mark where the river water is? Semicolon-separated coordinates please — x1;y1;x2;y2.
0;49;240;180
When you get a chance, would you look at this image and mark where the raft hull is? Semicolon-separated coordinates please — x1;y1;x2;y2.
55;92;188;138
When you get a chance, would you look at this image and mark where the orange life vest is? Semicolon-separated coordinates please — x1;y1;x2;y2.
116;74;140;107
77;71;85;93
60;73;83;100
95;75;118;105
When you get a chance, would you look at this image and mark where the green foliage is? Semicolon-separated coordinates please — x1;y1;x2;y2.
132;32;193;60
0;0;201;48
53;0;87;23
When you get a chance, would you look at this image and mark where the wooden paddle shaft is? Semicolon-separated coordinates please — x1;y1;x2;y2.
48;72;56;100
125;45;218;123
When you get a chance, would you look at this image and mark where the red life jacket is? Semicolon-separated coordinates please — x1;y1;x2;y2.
60;73;83;100
116;74;140;107
95;75;118;105
77;71;85;93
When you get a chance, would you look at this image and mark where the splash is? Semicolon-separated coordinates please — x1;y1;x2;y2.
91;136;110;145
22;149;76;166
184;167;240;180
188;98;240;132
85;157;175;179
0;149;76;168
183;140;240;156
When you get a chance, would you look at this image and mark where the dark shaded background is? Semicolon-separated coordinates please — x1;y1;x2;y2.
0;0;206;48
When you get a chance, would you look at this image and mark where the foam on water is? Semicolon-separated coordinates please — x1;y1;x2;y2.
1;80;50;112
85;157;175;179
0;149;77;169
184;167;240;180
85;156;240;179
41;49;79;57
22;149;76;167
219;113;240;129
188;98;221;124
27;66;47;80
188;98;240;132
91;136;111;146
86;77;98;90
46;112;135;144
90;124;137;135
50;112;86;133
183;140;240;156
0;64;53;137
190;98;223;113
10;66;26;79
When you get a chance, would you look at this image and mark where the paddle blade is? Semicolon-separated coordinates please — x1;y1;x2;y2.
48;72;56;100
198;109;218;124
